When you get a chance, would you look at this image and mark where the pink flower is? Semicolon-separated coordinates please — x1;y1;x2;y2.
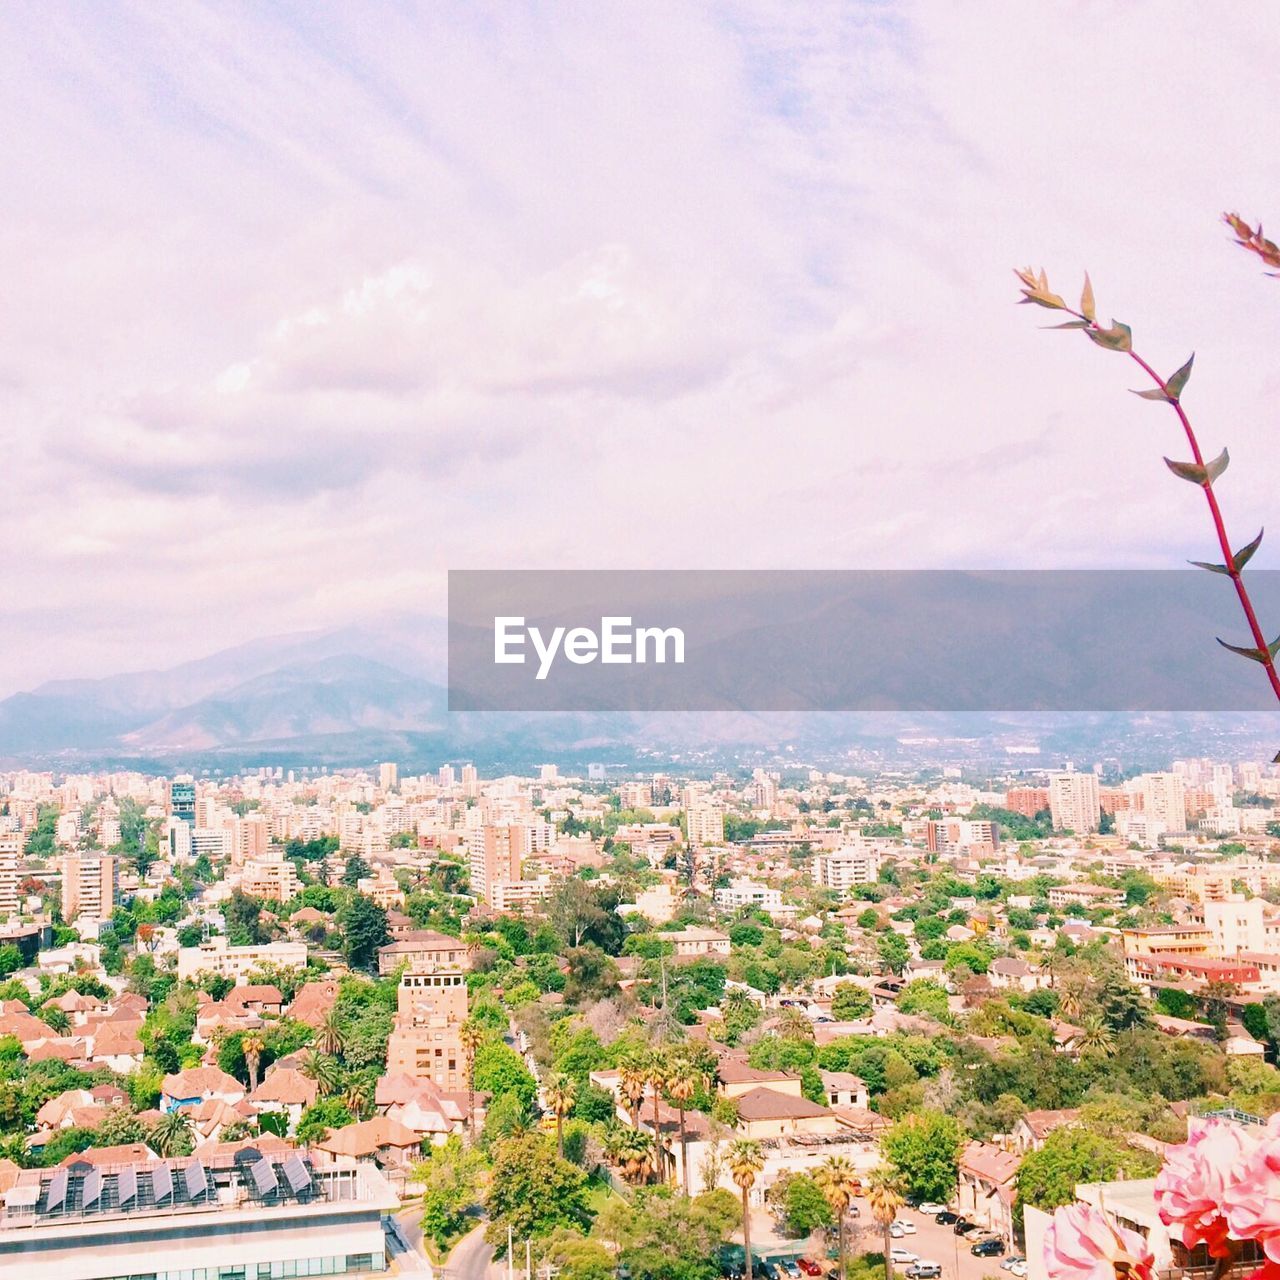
1156;1117;1260;1257
1223;1122;1280;1261
1043;1202;1155;1280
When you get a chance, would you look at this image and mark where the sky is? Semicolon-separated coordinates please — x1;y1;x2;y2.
2;1;1280;696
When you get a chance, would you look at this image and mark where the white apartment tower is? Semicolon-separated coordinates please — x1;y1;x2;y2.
1049;769;1101;834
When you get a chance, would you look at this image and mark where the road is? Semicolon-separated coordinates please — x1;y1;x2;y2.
446;1224;498;1280
848;1199;1018;1280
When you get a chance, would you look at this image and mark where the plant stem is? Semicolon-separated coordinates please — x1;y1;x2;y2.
1069;308;1280;709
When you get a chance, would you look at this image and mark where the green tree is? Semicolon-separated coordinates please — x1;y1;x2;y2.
296;1097;355;1145
876;933;910;976
474;1039;538;1113
339;895;389;970
484;1132;590;1246
778;1171;834;1235
415;1136;486;1249
881;1110;962;1202
1016;1127;1133;1213
896;980;950;1020
831;983;872;1021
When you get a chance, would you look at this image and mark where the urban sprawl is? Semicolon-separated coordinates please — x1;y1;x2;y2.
0;757;1278;1280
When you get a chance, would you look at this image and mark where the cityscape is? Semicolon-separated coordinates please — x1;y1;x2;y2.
4;3;1280;1280
1;754;1280;1280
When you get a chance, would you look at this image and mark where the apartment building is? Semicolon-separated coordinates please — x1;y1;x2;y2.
1049;769;1101;834
686;801;726;847
376;929;470;978
812;845;882;894
240;853;301;903
176;937;308;983
713;877;782;911
0;835;19;919
925;819;999;855
60;853;118;923
384;968;469;1089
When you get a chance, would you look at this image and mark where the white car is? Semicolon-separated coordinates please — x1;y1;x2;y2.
1009;1262;1028;1277
890;1250;919;1266
890;1221;917;1236
917;1203;947;1216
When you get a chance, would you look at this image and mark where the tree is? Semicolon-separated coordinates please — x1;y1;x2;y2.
342;855;372;886
814;1157;861;1280
603;1123;655;1185
415;1136;486;1250
316;1008;346;1058
242;1032;265;1092
865;1168;904;1280
618;1055;648;1128
1079;1016;1116;1058
877;933;910;976
831;983;872;1021
484;1132;590;1246
148;1108;194;1158
666;1046;707;1196
881;1110;962;1202
776;1170;834;1236
728;1139;765;1280
296;1097;355;1145
338;895;389;970
545;1072;577;1159
1016;1128;1129;1213
474;1040;538;1113
301;1048;342;1097
459;1018;485;1137
896;980;950;1021
646;1049;670;1184
777;1007;816;1042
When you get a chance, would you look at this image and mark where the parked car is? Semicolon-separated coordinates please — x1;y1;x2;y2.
935;1211;959;1225
972;1239;1007;1258
1009;1261;1028;1277
952;1218;971;1235
782;1261;803;1279
917;1203;947;1216
906;1265;942;1280
892;1221;917;1235
758;1263;778;1280
889;1249;919;1266
798;1261;823;1277
1000;1259;1024;1273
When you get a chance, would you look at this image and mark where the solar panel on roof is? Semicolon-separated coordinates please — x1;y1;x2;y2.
183;1161;206;1200
44;1169;69;1213
150;1163;173;1203
117;1167;137;1205
82;1168;103;1210
281;1153;311;1194
249;1158;278;1197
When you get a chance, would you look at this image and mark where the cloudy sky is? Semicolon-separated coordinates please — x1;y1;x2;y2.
2;1;1279;696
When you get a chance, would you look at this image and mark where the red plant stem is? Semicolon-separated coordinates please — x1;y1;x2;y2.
1124;347;1280;705
1060;304;1280;708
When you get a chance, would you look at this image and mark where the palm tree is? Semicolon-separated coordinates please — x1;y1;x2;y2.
241;1032;265;1093
150;1107;193;1158
1058;982;1084;1022
343;1081;369;1119
545;1072;577;1159
618;1056;647;1127
301;1048;341;1097
665;1048;706;1196
814;1156;862;1280
458;1018;485;1138
866;1168;905;1280
1080;1015;1116;1057
729;1139;765;1280
316;1008;346;1058
646;1048;669;1183
604;1124;655;1185
777;1007;816;1042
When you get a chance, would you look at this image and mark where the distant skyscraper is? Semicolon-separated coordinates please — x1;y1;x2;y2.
1049;769;1101;834
378;762;399;791
169;778;196;827
61;853;118;922
437;765;456;789
588;763;605;782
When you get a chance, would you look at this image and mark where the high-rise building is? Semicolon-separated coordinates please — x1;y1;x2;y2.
378;762;399;792
812;845;882;893
61;853;118;922
0;835;20;920
686;800;725;846
384;939;471;1089
1141;772;1189;834
461;764;479;797
169;778;196;827
925;819;999;855
1005;787;1050;818
1049;769;1101;834
468;824;524;902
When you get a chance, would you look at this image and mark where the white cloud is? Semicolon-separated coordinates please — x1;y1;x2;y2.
0;0;1278;693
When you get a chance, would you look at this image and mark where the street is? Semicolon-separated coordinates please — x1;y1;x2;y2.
847;1199;1017;1280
